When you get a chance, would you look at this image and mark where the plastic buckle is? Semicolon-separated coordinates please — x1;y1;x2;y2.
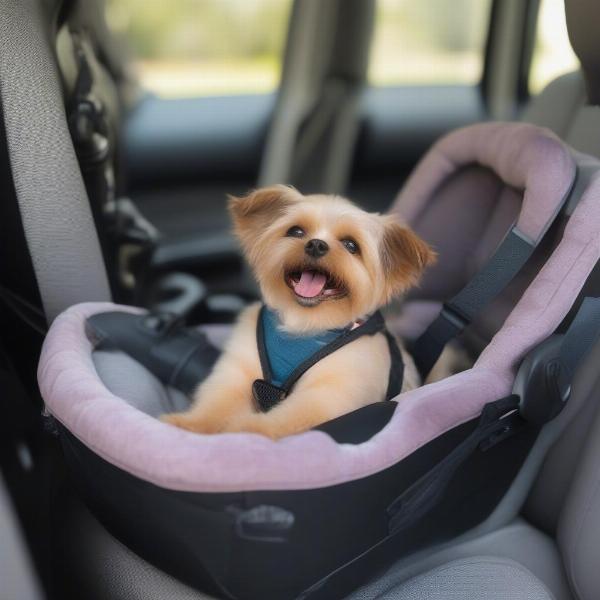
440;303;469;332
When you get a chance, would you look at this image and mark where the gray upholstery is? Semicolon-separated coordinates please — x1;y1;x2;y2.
93;351;190;417
523;338;600;535
348;520;571;600
0;0;111;322
90;321;233;416
522;3;600;155
557;388;600;600
352;557;554;600
521;72;586;140
565;0;600;104
522;71;600;159
64;503;566;600
0;475;43;600
60;497;213;600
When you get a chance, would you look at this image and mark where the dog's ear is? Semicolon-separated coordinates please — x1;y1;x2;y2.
228;185;300;226
380;216;436;300
228;185;301;263
228;185;299;232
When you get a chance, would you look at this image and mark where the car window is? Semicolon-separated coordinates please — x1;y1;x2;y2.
368;0;492;87
105;0;292;98
528;0;579;95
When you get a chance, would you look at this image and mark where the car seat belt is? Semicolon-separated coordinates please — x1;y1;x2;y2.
260;0;374;194
0;0;111;322
411;226;537;378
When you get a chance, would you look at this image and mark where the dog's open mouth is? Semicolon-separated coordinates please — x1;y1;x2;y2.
285;268;347;306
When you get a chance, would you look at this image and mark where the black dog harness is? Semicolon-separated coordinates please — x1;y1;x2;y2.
252;305;405;412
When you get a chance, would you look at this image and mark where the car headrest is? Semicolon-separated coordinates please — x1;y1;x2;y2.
566;0;600;104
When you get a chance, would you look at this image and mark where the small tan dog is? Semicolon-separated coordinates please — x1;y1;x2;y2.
161;186;435;438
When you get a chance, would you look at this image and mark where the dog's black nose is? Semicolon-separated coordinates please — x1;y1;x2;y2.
305;238;329;258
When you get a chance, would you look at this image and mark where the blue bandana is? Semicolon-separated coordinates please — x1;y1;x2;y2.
261;306;349;387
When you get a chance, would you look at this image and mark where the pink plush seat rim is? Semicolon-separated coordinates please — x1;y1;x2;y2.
38;136;600;494
395;122;576;244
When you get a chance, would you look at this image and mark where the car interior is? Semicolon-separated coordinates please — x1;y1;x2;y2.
2;0;600;599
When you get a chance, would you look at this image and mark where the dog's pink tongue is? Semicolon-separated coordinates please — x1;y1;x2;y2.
295;270;327;297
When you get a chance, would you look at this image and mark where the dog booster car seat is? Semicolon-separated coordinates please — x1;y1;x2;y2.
39;123;600;600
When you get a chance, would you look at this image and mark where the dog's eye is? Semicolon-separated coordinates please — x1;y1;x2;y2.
286;226;305;238
341;238;359;254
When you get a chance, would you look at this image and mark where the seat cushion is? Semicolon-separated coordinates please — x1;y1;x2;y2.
348;520;572;600
557;382;600;600
353;556;555;600
57;496;214;600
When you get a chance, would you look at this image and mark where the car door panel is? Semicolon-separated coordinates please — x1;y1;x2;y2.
125;93;274;189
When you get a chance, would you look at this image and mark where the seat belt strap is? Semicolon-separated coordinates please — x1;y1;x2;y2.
0;0;111;322
411;226;537;378
387;394;521;534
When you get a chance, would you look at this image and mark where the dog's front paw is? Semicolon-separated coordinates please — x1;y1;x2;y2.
159;412;223;434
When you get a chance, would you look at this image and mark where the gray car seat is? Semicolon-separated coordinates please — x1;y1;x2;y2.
523;1;600;159
2;1;600;600
0;475;43;600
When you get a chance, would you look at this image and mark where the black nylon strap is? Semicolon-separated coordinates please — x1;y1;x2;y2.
384;331;405;399
253;309;394;412
412;228;536;378
410;308;465;380
387;394;521;534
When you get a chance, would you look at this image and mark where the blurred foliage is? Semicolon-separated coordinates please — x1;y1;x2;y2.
106;0;290;61
374;0;489;53
105;0;494;95
370;0;491;85
105;0;577;97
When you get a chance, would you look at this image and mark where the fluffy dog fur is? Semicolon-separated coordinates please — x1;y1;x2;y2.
161;186;435;438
